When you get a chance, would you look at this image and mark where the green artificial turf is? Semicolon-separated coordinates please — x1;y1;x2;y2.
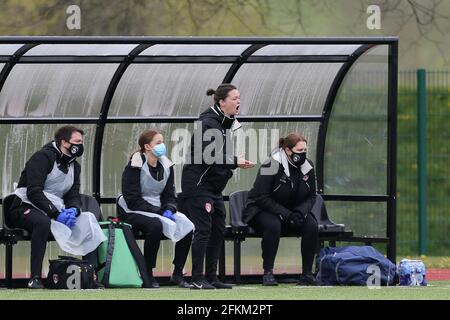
1;281;449;300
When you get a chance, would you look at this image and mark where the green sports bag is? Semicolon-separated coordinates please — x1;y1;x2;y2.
97;219;152;288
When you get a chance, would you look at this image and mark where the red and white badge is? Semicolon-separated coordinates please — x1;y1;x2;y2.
302;175;309;181
205;203;212;213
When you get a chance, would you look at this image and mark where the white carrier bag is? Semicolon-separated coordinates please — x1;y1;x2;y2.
117;196;194;242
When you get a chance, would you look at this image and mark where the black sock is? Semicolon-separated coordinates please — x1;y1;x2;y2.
173;266;183;276
264;269;273;275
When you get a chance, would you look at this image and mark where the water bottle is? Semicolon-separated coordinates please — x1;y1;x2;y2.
410;272;417;286
398;259;427;286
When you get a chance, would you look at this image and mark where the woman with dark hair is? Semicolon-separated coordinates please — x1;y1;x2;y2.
179;83;254;289
118;130;194;288
243;133;319;286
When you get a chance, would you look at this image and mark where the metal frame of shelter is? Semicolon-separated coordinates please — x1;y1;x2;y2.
0;36;398;280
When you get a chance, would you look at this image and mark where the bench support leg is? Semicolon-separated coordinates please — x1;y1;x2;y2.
233;238;242;284
5;241;13;288
218;241;226;281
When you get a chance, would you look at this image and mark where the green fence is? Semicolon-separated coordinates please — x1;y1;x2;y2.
397;70;450;256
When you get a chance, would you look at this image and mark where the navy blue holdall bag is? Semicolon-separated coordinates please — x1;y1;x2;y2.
316;246;397;286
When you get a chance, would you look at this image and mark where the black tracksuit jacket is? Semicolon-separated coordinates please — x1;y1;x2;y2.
12;141;82;219
243;156;317;224
181;105;238;197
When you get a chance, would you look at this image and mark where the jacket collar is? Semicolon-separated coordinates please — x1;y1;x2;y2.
52;141;76;164
271;147;312;177
209;104;242;132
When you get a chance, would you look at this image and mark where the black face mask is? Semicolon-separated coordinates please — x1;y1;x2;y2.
69;143;84;158
290;151;306;166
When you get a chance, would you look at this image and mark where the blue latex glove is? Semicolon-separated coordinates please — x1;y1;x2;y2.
66;213;77;228
162;210;176;222
67;208;77;228
56;209;70;224
67;207;79;217
56;209;77;228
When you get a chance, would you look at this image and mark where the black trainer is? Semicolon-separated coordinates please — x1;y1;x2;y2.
170;274;193;288
191;278;216;290
92;279;105;289
207;277;233;289
296;273;318;286
27;276;44;289
145;276;160;289
262;271;278;286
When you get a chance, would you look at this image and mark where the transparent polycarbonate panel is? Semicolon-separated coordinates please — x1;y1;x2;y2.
365;44;389;58
0;124;95;198
0;63;4;71
2;242;31;278
233;63;342;116
253;44;361;56
24;44;139;56
0;64;117;117
325;201;387;237
146;238;233;275
101;123;194;197
0;241;73;279
100;204;117;219
324;45;388;195
101;122;319;197
140;44;250;56
0;44;23;55
109;64;230;117
240;237;307;275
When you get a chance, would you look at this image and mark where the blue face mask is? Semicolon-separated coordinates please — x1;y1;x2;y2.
152;143;166;158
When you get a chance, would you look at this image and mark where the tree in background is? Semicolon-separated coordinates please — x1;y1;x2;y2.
0;0;448;68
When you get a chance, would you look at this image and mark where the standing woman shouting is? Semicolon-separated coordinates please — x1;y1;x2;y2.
179;84;254;290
